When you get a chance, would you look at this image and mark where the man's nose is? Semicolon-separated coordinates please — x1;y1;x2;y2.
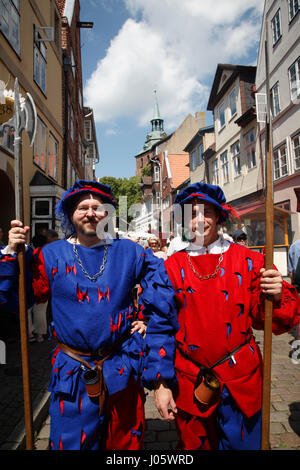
86;207;96;216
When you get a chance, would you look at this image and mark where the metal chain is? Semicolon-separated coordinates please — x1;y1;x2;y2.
73;243;108;282
186;241;224;280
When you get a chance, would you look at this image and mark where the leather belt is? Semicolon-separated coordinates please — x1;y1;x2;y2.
176;335;253;372
56;328;132;414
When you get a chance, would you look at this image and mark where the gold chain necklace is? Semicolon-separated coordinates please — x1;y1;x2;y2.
186;240;224;280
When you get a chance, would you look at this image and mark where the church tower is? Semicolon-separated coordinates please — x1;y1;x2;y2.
140;90;167;153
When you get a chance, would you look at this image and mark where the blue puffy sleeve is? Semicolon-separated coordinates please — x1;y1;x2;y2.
0;246;35;312
135;247;179;390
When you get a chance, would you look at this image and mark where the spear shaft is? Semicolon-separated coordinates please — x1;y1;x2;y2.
261;32;274;451
13;78;34;450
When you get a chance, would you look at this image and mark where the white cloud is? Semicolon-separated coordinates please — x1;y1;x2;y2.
105;128;117;136
84;0;264;131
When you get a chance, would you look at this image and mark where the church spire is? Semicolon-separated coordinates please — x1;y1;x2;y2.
151;90;164;132
138;90;166;154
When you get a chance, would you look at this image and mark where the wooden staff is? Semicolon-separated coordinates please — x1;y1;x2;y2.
261;32;274;450
13;78;34;450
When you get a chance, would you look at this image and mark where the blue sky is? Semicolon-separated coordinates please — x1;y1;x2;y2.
79;0;265;179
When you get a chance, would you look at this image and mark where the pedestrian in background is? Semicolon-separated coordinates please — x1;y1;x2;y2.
148;237;167;260
288;237;300;361
232;229;248;246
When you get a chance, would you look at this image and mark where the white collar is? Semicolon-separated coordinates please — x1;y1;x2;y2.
67;233;115;248
186;236;230;255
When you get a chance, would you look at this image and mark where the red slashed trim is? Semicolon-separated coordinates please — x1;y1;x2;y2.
52;267;58;279
158;347;166;358
59;436;63;450
98;286;109;302
80;430;86;447
0;255;17;262
78;391;82;413
59;398;64;416
66;262;77;275
76;284;89;303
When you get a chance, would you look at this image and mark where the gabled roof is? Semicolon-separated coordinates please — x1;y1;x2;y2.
207;64;256;111
168;154;189;189
184;125;214;152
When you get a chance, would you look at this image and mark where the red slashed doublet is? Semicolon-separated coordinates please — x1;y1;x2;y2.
165;243;299;419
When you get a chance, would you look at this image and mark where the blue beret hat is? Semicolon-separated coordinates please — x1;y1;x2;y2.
174;182;230;223
56;180;116;235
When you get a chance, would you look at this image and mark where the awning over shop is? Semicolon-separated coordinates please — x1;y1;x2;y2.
235;201;291;218
231;200;291;247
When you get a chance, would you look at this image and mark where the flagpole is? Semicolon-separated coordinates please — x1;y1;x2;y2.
13;78;34;450
261;26;274;451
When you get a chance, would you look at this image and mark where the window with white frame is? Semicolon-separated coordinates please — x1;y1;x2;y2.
231;141;241;177
229;87;237;118
271;82;280;117
198;143;204;165
191;149;197;170
288;0;299;21
32;220;52;238
274;144;288;179
0;0;20;54
271;9;282;45
292;132;300;170
218;102;225;130
289;57;300;102
221;151;229;184
32;198;52;218
244;129;256;169
153;165;160;182
84;120;92;141
87;142;95;160
34;32;47;94
212;159;219;185
48;133;58;180
162;196;169;210
34;116;47;170
155;191;160;207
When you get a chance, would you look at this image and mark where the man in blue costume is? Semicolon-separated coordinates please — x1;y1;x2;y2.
0;180;178;450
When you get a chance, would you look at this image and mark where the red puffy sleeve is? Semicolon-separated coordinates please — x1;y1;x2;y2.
249;259;300;334
30;248;50;304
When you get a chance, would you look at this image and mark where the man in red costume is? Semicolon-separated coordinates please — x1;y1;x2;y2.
154;182;300;450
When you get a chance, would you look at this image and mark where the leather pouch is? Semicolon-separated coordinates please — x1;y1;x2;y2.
194;370;220;406
83;368;101;398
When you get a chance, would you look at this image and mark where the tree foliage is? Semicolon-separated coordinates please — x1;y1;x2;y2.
99;176;142;221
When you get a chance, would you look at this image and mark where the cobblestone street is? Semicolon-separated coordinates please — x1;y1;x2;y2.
34;330;300;451
1;325;299;451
